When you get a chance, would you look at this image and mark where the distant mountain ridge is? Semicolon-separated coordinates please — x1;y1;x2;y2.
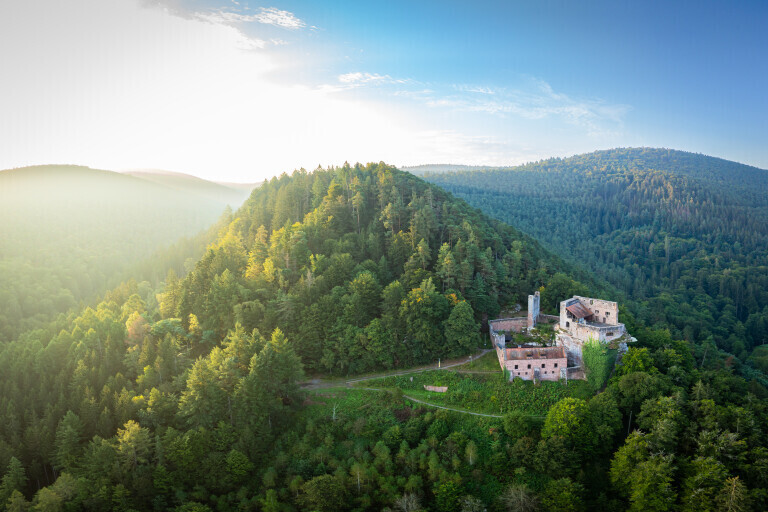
0;164;251;340
122;169;256;207
401;163;502;175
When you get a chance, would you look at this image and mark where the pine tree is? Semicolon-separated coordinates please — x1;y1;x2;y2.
0;458;27;507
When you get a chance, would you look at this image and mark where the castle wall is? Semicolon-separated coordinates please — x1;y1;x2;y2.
570;322;625;343
505;353;566;381
573;296;619;325
489;318;528;334
559;297;580;333
557;333;583;366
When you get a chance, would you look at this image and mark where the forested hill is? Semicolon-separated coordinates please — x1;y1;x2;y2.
0;165;250;341
0;162;595;509
122;169;253;207
4;161;768;511
425;148;768;364
167;162;596;374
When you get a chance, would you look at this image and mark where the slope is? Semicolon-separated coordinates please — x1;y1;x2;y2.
166;162;602;375
0;165;239;340
2;162;766;512
425;148;768;361
123;169;254;207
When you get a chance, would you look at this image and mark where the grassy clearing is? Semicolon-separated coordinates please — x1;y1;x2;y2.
359;371;592;416
304;387;396;422
455;350;502;371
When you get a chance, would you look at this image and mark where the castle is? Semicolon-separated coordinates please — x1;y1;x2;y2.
556;295;628;366
490;293;632;381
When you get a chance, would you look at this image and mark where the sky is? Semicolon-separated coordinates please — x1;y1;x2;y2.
1;0;766;182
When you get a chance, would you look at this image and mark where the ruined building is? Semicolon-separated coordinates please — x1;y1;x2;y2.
490;293;632;380
556;295;631;365
559;296;625;342
495;345;567;381
489;291;566;382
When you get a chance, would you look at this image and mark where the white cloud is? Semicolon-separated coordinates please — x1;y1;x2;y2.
337;72;411;86
253;7;305;29
0;0;427;181
197;7;305;29
454;84;496;95
430;79;630;137
339;72;390;84
192;5;306;49
0;1;634;179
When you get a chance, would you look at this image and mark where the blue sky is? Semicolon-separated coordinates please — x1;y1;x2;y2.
1;0;766;180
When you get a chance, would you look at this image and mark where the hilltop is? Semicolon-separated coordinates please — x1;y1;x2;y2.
169;162;597;373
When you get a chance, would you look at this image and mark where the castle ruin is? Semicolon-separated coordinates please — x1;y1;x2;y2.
556;295;630;365
490;293;633;380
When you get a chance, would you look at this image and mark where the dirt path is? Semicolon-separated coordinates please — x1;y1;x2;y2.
401;395;503;418
352;386;503;418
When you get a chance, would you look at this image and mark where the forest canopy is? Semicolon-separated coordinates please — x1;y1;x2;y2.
426;148;768;368
2;158;766;511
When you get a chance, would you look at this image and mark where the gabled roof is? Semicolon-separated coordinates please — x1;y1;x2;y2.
566;302;592;319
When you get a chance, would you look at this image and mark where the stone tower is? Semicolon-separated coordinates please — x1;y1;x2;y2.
527;291;540;329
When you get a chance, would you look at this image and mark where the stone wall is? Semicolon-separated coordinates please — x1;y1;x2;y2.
489;317;528;334
504;347;567;381
556;333;583;366
559;297;581;333
574;296;619;325
569;322;625;343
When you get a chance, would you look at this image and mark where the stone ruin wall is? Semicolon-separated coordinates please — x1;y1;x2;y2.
489;318;528;334
572;296;619;325
506;354;567;381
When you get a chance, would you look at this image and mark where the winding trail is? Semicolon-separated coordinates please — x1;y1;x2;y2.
302;349;505;418
399;394;502;418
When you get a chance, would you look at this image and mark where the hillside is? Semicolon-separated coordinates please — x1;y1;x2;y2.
123;169;254;207
0;165;250;340
0;162;591;506
1;162;767;511
169;163;597;374
425;148;768;361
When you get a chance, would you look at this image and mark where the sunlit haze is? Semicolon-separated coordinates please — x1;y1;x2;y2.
2;0;766;181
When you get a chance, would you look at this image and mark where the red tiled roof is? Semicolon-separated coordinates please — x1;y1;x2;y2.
566;302;592;319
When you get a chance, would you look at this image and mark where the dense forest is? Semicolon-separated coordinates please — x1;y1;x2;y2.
426;148;768;370
166;162;594;375
0;165;251;341
1;161;767;511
